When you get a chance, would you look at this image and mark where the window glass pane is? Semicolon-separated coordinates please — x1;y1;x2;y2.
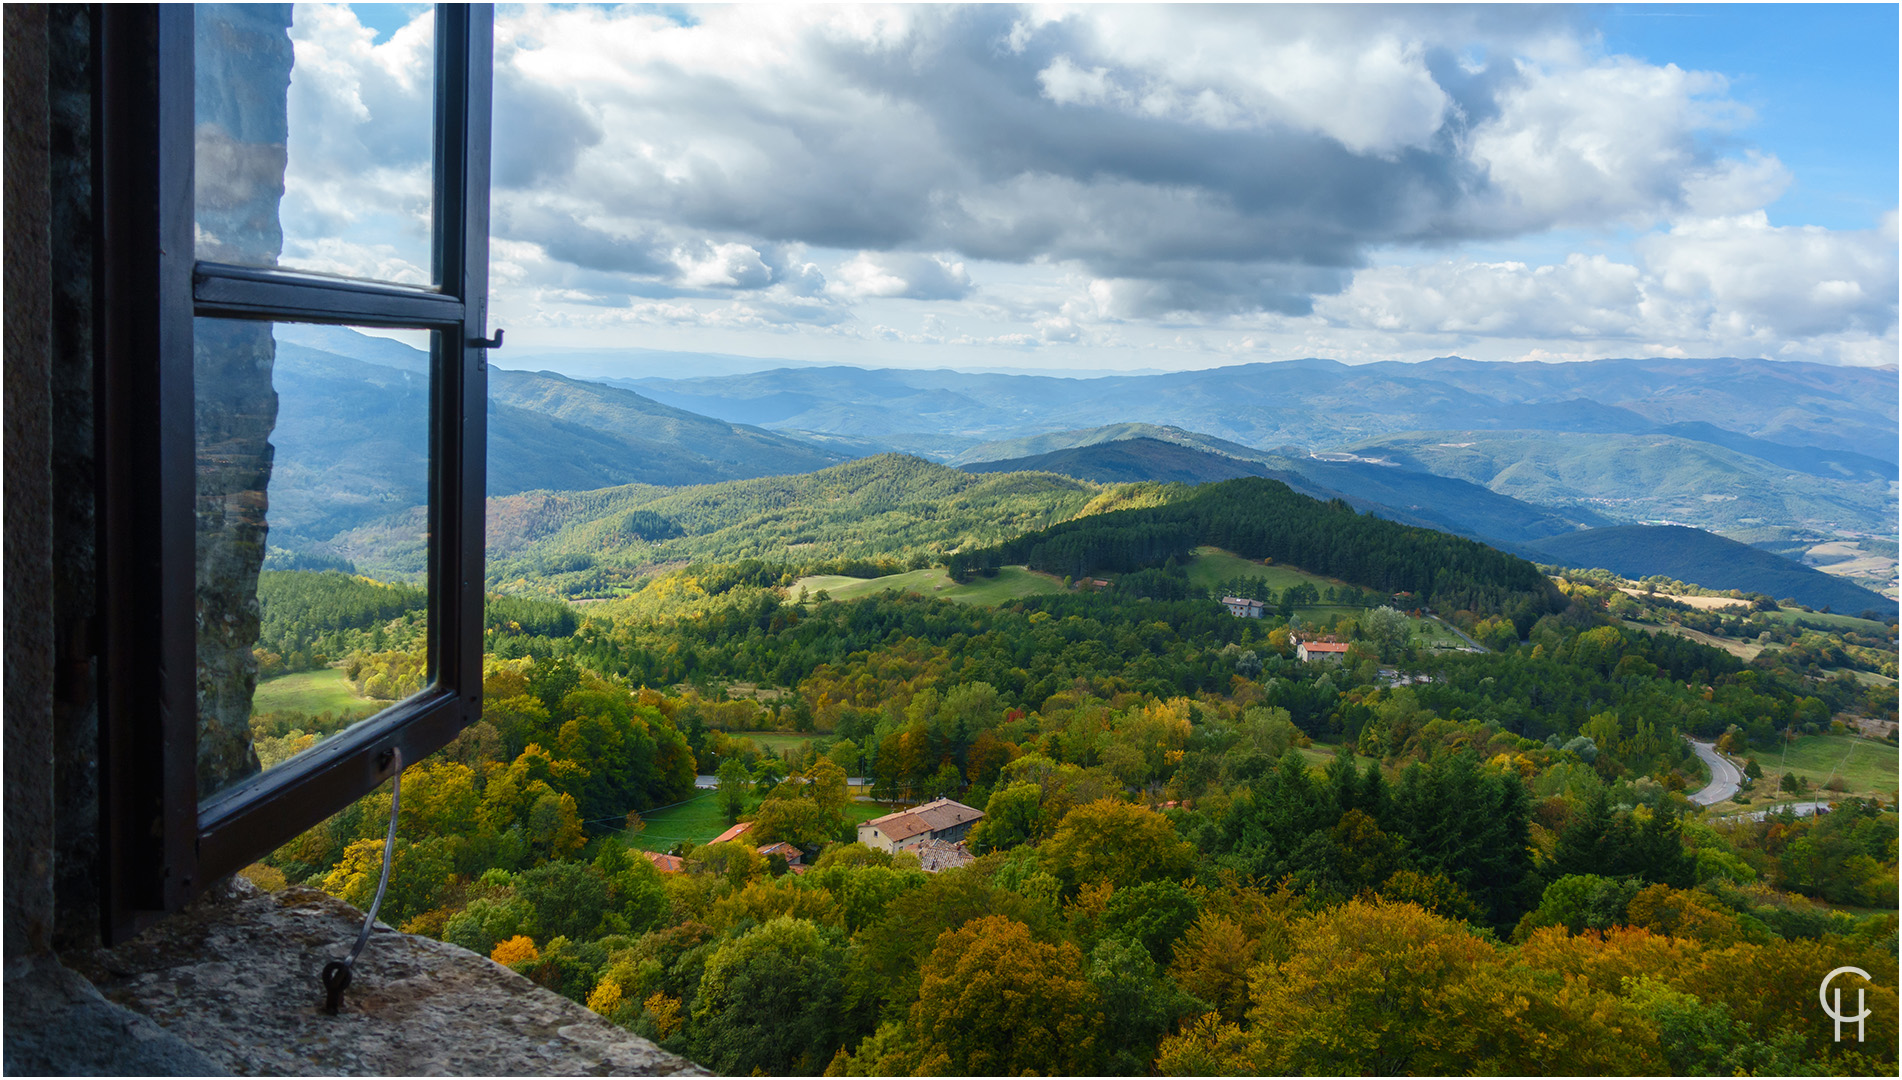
194;3;436;285
196;318;436;800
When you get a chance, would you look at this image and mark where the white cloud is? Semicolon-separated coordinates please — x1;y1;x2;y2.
1316;254;1645;337
279;2;434;279
1465;56;1783;230
673;241;773;289
1306;212;1897;364
1034;7;1453;155
829;252;974;300
1639;211;1898;340
275;4;1894;367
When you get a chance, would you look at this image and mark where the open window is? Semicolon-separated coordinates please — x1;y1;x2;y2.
95;4;493;943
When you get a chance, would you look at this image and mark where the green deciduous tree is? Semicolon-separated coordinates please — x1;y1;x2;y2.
690;916;847;1076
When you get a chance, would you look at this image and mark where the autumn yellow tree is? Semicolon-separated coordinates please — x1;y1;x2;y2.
910;915;1101;1075
1249;898;1659;1075
1040;798;1194;893
490;935;538;965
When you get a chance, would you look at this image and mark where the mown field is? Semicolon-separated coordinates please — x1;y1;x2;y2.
252;667;374;715
1760;608;1893;633
794;565;1066;605
1622;619;1765;661
629;789;906;853
1183;546;1342;593
1763;733;1899;801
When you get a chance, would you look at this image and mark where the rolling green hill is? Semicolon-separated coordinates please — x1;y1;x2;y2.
471;455;1148;596
1532;525;1895;616
259;329;854;566
953;476;1566;621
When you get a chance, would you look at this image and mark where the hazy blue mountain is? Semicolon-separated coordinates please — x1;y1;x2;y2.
1345;431;1895;540
1529;525;1895;615
951;423;1273;466
628;355;1897;467
958;430;1608;549
260;330;852;560
627;356;1890;542
508;347;825;382
488;367;848;481
962;437;1274;485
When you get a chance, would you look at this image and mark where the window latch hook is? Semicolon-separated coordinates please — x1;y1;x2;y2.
467;328;504;350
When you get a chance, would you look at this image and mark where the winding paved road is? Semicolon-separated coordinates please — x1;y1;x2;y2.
1687;738;1743;806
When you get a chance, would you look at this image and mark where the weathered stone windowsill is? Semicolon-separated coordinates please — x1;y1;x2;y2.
57;878;704;1076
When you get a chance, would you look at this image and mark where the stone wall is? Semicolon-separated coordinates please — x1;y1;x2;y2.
4;0;58;960
192;3;296;797
71;878;707;1076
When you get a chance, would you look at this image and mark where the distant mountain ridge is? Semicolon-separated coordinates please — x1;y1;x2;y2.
1529;526;1895;615
629;355;1897;465
957;431;1610;550
261;329;850;567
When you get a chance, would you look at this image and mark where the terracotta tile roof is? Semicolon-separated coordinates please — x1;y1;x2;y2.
756;841;801;861
642;851;684;873
709;821;754;846
864;798;984;843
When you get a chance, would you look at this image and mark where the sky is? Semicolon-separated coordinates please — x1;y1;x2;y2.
287;3;1899;374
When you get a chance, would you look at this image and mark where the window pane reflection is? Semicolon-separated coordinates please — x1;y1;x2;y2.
194;3;436;285
196;318;436;799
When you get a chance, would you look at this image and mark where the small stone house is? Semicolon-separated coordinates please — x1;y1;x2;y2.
858;797;984;853
708;821;755;846
1296;638;1351;662
756;841;803;866
1221;596;1266;618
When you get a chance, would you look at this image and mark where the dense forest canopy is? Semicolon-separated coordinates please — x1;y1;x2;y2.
249;474;1897;1077
949;477;1565;628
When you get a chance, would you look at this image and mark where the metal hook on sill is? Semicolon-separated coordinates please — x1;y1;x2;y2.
467;328;503;349
322;746;402;1015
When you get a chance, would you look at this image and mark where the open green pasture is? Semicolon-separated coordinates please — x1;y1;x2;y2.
1410;616;1469;650
1295;740;1383;773
627;791;731;852
1621;619;1765;662
1184;546;1343;593
252;667;373;715
627;789;906;853
1761;733;1898;801
794;565;1066;606
1760;608;1893;633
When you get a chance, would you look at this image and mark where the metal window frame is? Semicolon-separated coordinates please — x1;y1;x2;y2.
96;3;492;944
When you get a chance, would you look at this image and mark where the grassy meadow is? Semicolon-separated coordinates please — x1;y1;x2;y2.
1762;733;1899;801
252;667;374;715
794;565;1066;605
1183;546;1343;593
1621;619;1766;662
629;788;909;853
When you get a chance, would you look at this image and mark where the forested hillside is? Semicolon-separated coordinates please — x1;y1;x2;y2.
251;498;1898;1075
951;476;1565;625
478;455;1169;597
1536;526;1894;616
